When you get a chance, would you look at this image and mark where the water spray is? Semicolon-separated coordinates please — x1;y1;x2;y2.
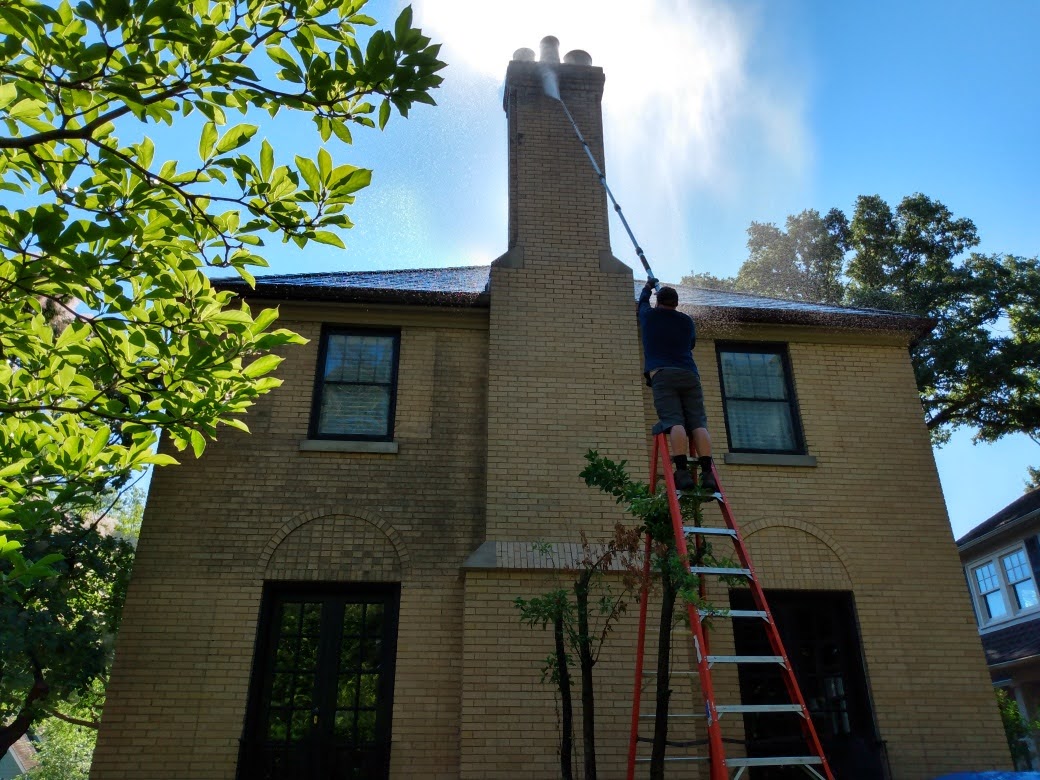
536;37;660;290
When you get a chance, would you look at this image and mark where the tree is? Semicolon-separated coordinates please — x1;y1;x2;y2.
686;194;1040;477
0;0;444;586
737;209;848;305
0;498;135;754
1027;467;1040;494
515;524;642;780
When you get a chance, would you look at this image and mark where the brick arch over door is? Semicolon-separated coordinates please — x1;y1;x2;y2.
260;507;410;582
741;518;853;590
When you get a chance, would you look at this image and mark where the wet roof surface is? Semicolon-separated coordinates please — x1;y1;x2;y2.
957;489;1040;547
214;264;931;332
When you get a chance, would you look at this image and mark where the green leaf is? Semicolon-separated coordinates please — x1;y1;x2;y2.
378;99;390;130
199;121;218;160
216;124;258;154
242;353;283;378
260;138;274;181
313;230;345;249
189;429;206;459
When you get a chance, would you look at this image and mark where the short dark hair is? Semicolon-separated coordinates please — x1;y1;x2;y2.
656;286;679;307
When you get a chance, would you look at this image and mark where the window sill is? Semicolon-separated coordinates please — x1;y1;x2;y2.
299;440;399;454
723;453;817;467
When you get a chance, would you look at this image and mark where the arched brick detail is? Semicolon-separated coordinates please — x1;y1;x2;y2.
256;507;409;582
739;517;854;590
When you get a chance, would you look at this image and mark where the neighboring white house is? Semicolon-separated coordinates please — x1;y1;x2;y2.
958;487;1040;768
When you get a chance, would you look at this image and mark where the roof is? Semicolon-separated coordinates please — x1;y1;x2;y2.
214;266;491;307
213;264;933;334
979;618;1040;667
957;488;1040;548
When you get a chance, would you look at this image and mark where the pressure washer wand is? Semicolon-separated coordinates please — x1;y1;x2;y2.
540;66;659;290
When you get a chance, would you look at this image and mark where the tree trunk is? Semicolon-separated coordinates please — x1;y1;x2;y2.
650;565;678;780
575;574;597;780
555;614;574;780
0;673;49;754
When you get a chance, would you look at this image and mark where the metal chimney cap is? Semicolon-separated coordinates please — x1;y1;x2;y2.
512;47;535;62
539;36;560;63
563;49;592;66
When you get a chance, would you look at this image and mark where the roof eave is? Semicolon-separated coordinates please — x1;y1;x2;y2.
213;280;490;308
682;304;934;337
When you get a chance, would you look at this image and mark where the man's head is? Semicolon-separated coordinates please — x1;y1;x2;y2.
656;286;679;308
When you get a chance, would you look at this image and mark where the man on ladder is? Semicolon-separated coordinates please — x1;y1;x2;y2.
638;276;718;494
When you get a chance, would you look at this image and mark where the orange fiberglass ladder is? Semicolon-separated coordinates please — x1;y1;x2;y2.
625;433;834;780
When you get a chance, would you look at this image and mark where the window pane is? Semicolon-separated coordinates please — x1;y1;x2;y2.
721;352;786;400
1015;580;1038;610
1002;550;1032;583
984;591;1008;620
727;400;797;451
974;563;999;593
324;334;393;383
319;385;391;437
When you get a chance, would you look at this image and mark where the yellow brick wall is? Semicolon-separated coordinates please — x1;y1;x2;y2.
92;306;489;780
95;52;1009;780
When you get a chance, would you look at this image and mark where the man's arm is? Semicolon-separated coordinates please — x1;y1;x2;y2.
637;278;656;320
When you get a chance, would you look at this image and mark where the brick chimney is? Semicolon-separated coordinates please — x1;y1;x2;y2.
483;38;645;542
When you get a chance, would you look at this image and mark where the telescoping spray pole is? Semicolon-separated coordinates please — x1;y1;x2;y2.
539;60;660;290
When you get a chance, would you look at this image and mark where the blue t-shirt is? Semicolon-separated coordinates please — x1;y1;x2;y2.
638;287;697;374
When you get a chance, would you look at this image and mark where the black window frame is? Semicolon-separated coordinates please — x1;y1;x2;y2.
309;326;401;442
238;581;401;780
715;341;806;455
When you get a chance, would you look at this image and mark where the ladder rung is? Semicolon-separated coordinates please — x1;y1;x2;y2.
727;756;823;767
682;525;737;537
643;670;697;676
635;756;708;763
639;712;704;719
717;704;805;715
690;566;751;577
698;609;768;619
707;655;785;665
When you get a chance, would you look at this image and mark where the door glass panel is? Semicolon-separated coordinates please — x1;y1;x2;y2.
241;587;398;780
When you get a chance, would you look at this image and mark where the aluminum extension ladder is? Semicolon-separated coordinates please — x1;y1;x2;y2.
625;433;834;780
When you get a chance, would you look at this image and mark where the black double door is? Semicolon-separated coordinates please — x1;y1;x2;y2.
239;583;400;780
729;589;887;779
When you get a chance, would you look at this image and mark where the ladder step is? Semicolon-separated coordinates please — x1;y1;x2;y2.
727;756;823;768
682;525;737;538
707;655;785;666
717;704;805;715
690;566;751;577
698;608;768;619
636;756;708;763
639;712;704;719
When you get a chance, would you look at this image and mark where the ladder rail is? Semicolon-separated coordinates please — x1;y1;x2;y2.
654;435;728;780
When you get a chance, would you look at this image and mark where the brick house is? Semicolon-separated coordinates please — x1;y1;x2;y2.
958;488;1040;768
92;41;1010;779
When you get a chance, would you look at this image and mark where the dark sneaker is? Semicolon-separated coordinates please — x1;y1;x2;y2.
673;469;696;492
699;468;718;494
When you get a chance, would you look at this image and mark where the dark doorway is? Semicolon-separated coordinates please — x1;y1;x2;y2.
729;589;886;779
239;583;400;780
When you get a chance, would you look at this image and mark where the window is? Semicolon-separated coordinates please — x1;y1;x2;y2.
970;545;1040;625
716;343;805;454
239;583;400;780
311;328;400;440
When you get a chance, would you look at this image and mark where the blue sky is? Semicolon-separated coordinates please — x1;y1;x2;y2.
218;0;1038;538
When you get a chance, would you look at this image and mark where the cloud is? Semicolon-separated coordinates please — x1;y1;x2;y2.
410;0;811;278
